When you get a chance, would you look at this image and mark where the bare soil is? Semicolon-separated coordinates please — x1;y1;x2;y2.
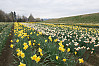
76;50;99;66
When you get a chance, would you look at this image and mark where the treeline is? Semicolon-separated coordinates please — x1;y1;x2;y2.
0;10;43;22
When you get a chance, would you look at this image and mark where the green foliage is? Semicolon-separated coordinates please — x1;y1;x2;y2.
0;22;13;54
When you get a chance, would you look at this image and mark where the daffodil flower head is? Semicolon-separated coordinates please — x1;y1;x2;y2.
19;62;26;66
21;53;25;58
35;56;41;63
10;40;13;42
67;48;70;52
31;54;37;60
56;56;58;60
45;40;47;43
63;59;66;62
29;40;31;46
38;48;42;52
10;44;14;48
33;43;35;46
79;58;84;63
40;52;43;56
16;39;19;43
75;51;77;55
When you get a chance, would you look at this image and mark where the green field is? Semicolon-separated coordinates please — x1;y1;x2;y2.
44;13;99;24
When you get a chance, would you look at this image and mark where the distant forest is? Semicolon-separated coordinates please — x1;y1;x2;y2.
0;10;43;22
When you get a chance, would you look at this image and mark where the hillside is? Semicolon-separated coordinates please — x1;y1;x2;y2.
44;13;99;24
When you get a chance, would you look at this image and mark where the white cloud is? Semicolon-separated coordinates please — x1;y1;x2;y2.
0;0;99;18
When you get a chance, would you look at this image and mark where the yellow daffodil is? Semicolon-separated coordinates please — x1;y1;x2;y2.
39;32;42;35
23;45;28;50
35;56;41;63
33;43;35;46
23;42;27;46
10;44;14;48
16;48;20;52
60;44;64;48
54;39;58;42
59;46;65;52
21;53;25;58
38;43;40;46
19;51;23;55
67;48;70;52
56;56;58;60
37;34;39;36
38;48;42;52
40;52;43;56
45;40;47;43
19;62;26;66
10;40;13;42
29;40;31;46
21;36;24;38
48;36;52;41
17;52;20;57
31;54;37;60
58;42;62;46
75;51;77;55
34;40;36;42
30;32;32;34
79;58;84;63
18;34;22;37
61;48;65;52
17;50;22;57
63;59;66;62
16;39;19;43
59;46;62;50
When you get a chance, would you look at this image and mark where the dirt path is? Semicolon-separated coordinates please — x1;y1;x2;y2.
0;25;14;66
77;50;99;66
87;50;99;66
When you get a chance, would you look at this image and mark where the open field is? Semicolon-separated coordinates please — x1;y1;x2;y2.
0;22;99;66
44;13;99;24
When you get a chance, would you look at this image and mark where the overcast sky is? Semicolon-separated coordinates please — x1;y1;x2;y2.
0;0;99;18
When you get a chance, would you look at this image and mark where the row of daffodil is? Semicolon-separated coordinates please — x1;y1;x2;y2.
0;22;10;31
10;22;85;66
74;23;99;27
0;22;13;54
21;23;99;61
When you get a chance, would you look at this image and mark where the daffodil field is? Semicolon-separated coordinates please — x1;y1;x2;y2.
8;22;99;66
0;22;99;66
12;22;77;66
